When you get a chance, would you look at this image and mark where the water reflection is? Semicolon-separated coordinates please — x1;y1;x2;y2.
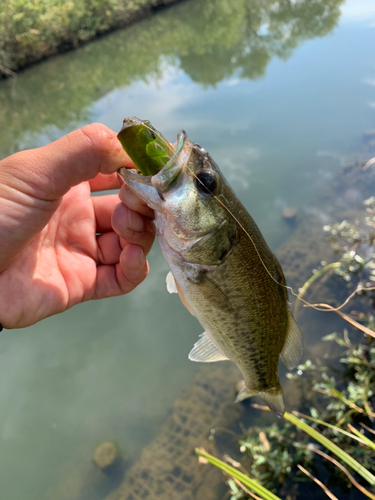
178;0;344;85
0;0;344;158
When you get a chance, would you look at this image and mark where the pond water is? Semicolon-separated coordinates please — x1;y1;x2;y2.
0;0;374;499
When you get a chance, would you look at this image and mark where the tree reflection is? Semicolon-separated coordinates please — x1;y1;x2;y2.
0;0;344;157
177;0;343;84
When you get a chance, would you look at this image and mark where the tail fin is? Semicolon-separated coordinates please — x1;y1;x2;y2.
235;383;285;418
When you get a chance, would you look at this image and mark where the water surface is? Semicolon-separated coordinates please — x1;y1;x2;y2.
0;0;374;498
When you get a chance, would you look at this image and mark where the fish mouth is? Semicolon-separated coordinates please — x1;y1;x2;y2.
118;131;227;249
117;130;192;207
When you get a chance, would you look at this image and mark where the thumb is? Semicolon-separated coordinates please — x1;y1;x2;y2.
0;123;132;201
0;123;131;272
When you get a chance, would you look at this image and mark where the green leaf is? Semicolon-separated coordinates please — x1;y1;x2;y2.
322;333;338;341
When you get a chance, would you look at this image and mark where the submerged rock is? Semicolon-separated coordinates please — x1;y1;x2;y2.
282;207;297;219
282;207;298;224
93;442;119;471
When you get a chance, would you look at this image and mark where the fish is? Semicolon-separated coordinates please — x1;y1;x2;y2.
118;128;302;417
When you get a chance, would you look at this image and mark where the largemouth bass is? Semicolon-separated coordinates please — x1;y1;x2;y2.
118;128;302;417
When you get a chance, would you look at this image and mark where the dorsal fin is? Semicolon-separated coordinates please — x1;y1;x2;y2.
189;332;229;362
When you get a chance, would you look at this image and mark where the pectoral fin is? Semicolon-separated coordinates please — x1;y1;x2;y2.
280;311;303;370
234;384;257;403
166;271;178;293
166;271;195;316
189;332;229;362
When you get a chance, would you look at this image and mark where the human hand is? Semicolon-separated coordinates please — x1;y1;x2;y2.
0;123;155;328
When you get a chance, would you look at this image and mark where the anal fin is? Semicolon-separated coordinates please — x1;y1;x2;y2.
189;332;229;362
281;311;303;370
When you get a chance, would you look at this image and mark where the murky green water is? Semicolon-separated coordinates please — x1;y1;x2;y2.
0;0;374;498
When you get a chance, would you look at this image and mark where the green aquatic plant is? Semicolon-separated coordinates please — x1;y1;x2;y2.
323;196;375;282
294;196;375;336
237;420;314;492
197;346;375;498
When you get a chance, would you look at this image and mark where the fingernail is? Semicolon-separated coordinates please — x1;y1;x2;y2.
128;210;144;232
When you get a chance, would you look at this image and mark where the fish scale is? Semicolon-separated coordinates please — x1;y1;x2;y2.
199;234;287;389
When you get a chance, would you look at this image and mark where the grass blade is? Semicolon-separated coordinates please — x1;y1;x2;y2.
294;411;369;446
297;465;339;500
361;423;375;436
307;445;375;500
304;303;375;338
347;424;375;451
230;477;264;500
195;448;282;500
285;412;375;486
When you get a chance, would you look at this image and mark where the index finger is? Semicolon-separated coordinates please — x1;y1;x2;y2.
119;182;155;219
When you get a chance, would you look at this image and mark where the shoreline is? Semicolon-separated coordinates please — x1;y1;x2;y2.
0;0;186;79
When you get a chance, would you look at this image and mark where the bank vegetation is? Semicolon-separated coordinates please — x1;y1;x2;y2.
0;0;178;76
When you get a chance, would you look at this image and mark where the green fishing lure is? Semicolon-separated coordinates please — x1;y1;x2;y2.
117;117;174;175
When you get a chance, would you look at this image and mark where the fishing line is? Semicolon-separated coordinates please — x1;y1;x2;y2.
135;122;369;315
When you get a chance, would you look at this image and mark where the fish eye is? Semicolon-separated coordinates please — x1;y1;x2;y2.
195;170;217;197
